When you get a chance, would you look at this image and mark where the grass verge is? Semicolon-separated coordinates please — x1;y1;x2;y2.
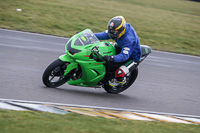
0;0;200;56
0;110;200;133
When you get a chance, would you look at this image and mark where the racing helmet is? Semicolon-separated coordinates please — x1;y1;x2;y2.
107;16;126;40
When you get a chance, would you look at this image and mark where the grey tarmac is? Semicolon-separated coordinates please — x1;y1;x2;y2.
0;29;200;116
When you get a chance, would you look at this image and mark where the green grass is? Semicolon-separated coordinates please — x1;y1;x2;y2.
0;0;200;56
0;110;200;133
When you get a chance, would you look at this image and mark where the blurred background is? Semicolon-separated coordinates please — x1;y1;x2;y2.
0;0;200;55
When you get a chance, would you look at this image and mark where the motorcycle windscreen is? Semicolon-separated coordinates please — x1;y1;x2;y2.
74;29;100;46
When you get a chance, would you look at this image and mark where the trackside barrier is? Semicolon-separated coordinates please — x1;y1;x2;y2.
0;99;200;125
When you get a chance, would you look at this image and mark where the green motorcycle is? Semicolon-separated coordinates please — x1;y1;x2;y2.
42;29;151;94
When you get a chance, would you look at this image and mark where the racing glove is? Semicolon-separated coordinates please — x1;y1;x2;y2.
103;55;114;62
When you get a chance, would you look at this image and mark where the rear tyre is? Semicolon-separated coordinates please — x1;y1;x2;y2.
42;59;70;88
104;68;138;94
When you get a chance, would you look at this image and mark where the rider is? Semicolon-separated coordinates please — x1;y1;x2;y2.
94;16;142;86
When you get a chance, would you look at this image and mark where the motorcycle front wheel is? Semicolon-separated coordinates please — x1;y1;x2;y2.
104;68;138;94
42;59;71;88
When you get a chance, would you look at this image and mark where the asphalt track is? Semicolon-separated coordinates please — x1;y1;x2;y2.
0;29;200;116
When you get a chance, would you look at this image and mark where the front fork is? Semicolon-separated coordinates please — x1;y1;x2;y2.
59;54;78;76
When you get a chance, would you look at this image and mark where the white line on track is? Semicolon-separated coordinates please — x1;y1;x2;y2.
0;98;200;118
0;28;67;40
1;28;200;59
153;50;200;59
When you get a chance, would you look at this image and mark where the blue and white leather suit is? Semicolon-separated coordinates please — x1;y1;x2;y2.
94;23;142;62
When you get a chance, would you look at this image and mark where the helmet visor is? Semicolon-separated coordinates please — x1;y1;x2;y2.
109;30;118;34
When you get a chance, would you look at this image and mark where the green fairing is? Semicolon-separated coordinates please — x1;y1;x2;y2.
67;60;106;86
64;61;78;76
63;29;116;87
59;54;73;62
145;48;149;54
59;54;77;76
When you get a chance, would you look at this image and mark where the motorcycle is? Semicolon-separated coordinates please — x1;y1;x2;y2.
42;29;151;94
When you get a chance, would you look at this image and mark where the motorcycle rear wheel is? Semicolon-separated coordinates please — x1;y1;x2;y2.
104;68;138;94
42;59;70;88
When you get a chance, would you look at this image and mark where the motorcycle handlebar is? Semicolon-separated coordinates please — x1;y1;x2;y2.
90;46;105;62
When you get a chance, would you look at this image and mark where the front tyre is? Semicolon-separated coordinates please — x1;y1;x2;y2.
104;68;138;94
42;59;70;88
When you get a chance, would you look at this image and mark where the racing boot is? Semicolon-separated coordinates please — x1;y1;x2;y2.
108;66;128;87
109;60;138;87
108;78;121;87
115;65;129;85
